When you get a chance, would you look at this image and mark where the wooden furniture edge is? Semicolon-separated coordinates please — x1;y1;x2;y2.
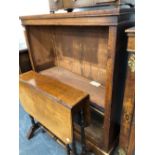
19;71;89;110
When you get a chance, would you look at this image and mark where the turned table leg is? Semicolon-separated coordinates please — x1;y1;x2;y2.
27;115;40;140
66;144;71;155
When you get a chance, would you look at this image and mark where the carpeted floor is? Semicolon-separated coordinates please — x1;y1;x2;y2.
19;103;120;155
19;104;82;155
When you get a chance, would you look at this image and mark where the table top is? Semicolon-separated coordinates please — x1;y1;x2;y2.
20;71;89;109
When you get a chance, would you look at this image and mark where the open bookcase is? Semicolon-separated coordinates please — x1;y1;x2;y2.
20;7;134;155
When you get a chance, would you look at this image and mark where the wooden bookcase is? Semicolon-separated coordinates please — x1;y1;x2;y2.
20;8;134;155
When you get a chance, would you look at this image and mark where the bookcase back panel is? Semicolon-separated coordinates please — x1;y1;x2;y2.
54;26;109;85
27;26;56;71
27;26;109;85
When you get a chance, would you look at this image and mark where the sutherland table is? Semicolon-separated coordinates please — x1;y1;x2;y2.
19;71;91;155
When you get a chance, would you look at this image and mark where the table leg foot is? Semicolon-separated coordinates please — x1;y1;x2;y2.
27;115;40;140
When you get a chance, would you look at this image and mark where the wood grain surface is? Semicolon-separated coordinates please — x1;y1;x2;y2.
41;66;105;110
19;71;89;144
20;8;134;154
